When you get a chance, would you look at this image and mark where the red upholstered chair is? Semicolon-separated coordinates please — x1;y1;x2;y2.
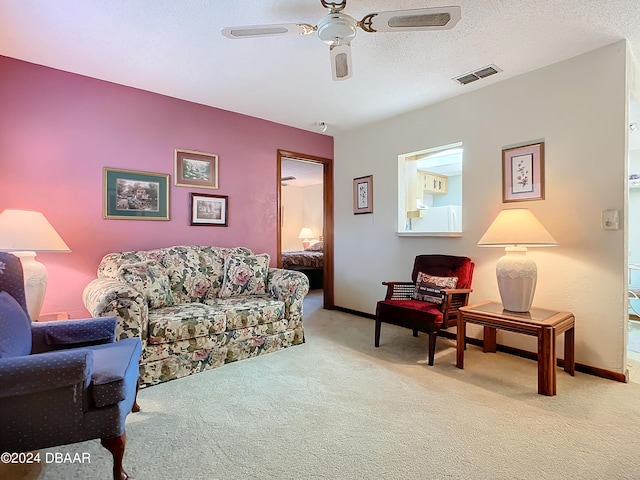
375;255;474;365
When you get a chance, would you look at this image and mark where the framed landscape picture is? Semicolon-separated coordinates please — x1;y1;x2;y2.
103;168;169;220
190;193;228;226
502;142;544;203
175;149;218;189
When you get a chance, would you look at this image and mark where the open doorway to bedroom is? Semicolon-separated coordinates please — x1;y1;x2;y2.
277;150;334;309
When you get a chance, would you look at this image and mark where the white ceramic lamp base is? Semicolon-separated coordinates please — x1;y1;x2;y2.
12;251;47;321
495;247;537;313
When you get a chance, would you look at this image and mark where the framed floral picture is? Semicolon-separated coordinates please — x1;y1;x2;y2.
190;193;228;226
353;175;373;214
502;142;544;202
175;149;218;189
103;168;170;220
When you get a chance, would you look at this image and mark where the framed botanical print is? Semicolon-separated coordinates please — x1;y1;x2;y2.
502;142;544;202
353;175;373;214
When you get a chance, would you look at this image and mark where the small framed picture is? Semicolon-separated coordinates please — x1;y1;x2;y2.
175;149;218;189
103;168;169;220
353;175;373;215
502;142;544;202
190;193;228;226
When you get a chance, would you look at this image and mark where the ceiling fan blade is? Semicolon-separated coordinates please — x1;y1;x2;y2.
359;6;461;33
221;23;315;39
330;43;352;81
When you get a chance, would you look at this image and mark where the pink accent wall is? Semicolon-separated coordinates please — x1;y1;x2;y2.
0;56;333;318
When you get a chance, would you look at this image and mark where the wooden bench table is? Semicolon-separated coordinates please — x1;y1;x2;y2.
457;301;575;396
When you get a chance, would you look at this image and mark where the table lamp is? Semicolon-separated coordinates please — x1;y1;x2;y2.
477;208;557;312
298;227;315;249
0;209;71;320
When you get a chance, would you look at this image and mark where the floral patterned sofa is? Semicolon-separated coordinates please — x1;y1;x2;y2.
83;245;309;387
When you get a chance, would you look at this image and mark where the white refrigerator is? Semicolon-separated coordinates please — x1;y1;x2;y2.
413;205;461;232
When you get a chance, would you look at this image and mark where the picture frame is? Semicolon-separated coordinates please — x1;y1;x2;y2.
175;149;219;189
190;193;228;226
353;175;373;215
502;142;545;202
103;168;169;220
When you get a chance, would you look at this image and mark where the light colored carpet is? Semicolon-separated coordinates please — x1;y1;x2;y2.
13;292;640;479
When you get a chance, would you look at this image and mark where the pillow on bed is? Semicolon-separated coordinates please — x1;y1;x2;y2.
306;241;324;252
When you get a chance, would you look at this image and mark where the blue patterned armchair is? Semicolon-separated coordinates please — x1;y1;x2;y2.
0;252;142;480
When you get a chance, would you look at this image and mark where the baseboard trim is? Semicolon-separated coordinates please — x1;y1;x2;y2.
333;305;627;384
334;305;376;320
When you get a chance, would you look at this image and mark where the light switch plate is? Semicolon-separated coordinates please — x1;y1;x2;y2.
602;209;619;230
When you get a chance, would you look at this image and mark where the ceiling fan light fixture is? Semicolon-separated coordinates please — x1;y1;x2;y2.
317;13;357;46
221;2;463;81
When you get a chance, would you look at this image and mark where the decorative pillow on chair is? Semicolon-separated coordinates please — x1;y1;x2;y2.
413;272;458;304
0;291;32;358
219;253;270;298
118;261;175;308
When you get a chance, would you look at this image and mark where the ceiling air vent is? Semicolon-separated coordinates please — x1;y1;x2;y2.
453;64;502;85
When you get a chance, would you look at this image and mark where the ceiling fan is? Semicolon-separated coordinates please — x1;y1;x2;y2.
221;0;461;81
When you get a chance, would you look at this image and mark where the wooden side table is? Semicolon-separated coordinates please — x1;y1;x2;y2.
457;301;575;396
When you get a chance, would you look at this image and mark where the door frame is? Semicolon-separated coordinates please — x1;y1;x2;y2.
277;149;334;309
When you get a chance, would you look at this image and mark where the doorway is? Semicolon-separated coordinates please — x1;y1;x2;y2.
277;149;334;309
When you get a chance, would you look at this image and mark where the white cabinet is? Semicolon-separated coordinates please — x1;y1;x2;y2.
419;171;448;194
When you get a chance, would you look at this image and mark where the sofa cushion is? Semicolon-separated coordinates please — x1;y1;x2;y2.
161;246;212;304
219;253;270;298
376;299;444;326
147;303;227;344
119;261;175;308
98;248;167;278
208;296;285;330
0;291;32;358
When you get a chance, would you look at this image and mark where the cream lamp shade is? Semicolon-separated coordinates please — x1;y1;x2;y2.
298;227;315;249
0;209;71;320
478;208;557;312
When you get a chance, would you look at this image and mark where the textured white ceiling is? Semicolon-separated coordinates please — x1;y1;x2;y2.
2;0;640;135
281;158;323;187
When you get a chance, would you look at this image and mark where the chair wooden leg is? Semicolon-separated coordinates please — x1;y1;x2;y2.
412;329;418;337
427;331;437;366
132;379;141;413
101;432;129;480
374;319;381;347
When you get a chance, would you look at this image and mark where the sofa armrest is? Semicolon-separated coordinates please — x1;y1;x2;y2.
0;349;93;398
83;278;149;343
267;268;310;321
31;317;117;354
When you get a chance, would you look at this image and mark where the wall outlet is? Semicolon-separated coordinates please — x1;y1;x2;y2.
602;209;619;230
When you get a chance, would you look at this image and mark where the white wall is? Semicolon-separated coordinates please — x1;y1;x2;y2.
281;184;323;251
334;42;629;373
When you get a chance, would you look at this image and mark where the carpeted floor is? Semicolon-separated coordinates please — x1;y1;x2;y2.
8;291;640;479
